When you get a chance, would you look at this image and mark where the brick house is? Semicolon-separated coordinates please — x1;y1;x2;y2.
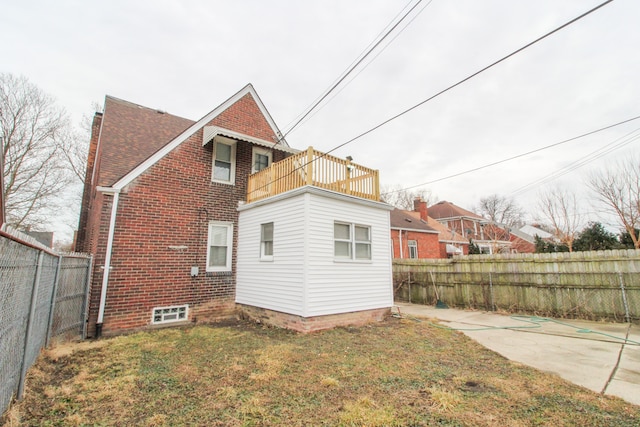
391;199;468;259
76;84;392;336
428;200;521;254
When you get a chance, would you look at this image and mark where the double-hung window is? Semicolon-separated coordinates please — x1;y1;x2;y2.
252;147;272;173
207;221;233;272
408;240;418;259
212;137;236;184
334;222;371;261
260;222;274;260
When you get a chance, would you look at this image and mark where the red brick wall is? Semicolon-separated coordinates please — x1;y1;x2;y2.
84;94;288;336
390;229;441;259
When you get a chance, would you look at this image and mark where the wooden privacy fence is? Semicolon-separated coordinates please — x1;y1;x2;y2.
393;249;640;323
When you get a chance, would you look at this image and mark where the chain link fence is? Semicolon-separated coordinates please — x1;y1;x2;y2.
0;228;91;416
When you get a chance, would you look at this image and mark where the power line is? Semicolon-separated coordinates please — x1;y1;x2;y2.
280;0;426;140
383;114;640;196
321;0;615;158
248;0;615;199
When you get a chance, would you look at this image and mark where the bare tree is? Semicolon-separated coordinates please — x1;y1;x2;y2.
1;73;76;230
537;187;583;252
476;194;524;227
381;185;434;210
588;156;640;249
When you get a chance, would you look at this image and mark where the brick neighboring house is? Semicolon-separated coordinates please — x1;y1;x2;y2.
428;200;515;254
391;199;468;259
76;84;392;336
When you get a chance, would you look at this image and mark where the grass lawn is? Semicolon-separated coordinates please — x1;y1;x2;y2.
2;317;638;426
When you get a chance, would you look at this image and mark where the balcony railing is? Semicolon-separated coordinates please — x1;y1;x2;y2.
247;147;380;203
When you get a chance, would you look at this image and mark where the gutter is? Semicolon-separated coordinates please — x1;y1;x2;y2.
96;187;120;337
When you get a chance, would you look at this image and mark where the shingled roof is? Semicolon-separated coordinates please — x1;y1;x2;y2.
390;209;438;233
96;96;195;187
427;200;483;220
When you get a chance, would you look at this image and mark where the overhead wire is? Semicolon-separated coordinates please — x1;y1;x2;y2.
382;114;640;196
280;0;426;140
248;0;615;199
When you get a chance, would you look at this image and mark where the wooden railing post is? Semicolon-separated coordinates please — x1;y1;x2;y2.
345;157;352;195
306;146;313;186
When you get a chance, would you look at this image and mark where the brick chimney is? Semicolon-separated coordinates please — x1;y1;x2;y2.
413;198;428;221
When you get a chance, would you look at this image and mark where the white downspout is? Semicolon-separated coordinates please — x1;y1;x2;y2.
399;229;404;259
97;190;120;329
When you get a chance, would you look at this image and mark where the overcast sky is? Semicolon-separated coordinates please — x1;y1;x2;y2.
3;0;639;240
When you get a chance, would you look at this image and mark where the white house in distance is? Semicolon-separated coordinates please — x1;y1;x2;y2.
236;147;394;332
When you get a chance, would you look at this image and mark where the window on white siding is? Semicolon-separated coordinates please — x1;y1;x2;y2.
252;147;272;173
152;305;188;324
334;222;371;260
207;221;233;272
212;137;236;184
408;240;418;259
260;222;274;260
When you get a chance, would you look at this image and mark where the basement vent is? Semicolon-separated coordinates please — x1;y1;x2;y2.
152;305;188;324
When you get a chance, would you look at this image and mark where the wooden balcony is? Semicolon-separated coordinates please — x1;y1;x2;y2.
247;147;380;203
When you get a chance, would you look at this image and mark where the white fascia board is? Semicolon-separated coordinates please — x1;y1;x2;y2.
111;84;289;191
96;186;121;194
390;226;439;234
203;126;299;154
238;185;393;212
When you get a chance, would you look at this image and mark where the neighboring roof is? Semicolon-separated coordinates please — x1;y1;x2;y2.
519;224;553;240
97;96;195;186
390;209;438;233
428;200;483;220
405;211;468;243
97;84;290;190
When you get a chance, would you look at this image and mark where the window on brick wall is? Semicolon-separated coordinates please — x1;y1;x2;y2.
207;221;233;272
334;222;371;261
152;305;188;324
408;240;418;259
212;137;237;184
252;146;272;173
260;222;274;260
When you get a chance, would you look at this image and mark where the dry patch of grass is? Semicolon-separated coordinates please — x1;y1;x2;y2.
2;318;638;426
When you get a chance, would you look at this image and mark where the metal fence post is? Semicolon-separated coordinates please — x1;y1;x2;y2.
17;250;44;400
619;272;631;323
81;256;93;339
45;255;63;346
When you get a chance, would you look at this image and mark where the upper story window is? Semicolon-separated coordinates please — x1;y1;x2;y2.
252;146;272;173
408;240;418;259
260;222;274;260
334;222;372;261
207;221;233;272
212;137;236;184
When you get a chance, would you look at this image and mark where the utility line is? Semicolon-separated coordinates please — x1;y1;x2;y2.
382;114;640;196
321;0;614;159
280;0;426;140
249;0;615;199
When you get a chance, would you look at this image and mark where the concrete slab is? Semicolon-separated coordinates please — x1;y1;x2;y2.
395;303;640;406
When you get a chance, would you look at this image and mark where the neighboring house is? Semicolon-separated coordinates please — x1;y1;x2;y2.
76;84;392;336
428;200;513;254
390;199;468;259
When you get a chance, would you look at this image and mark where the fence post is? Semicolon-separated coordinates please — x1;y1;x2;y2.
619;272;631;323
45;255;63;346
81;256;93;339
17;250;44;400
489;271;495;311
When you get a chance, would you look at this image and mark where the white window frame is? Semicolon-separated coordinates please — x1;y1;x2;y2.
212;136;237;184
252;146;272;174
408;240;418;259
152;305;188;324
206;221;233;272
260;222;274;261
334;221;372;261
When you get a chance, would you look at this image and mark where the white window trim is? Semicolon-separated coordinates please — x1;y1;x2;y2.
260;222;274;261
206;221;233;272
152;305;189;324
334;221;372;262
211;136;237;185
252;146;273;174
408;240;418;259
